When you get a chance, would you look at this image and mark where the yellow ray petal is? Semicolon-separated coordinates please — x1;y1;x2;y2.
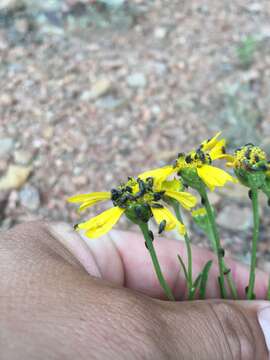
209;138;226;160
151;206;186;235
161;179;182;192
197;165;237;191
77;198;109;212
165;190;197;210
201;132;222;151
138;166;175;190
78;206;125;239
68;192;111;203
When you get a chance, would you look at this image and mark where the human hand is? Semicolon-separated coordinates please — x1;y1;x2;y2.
1;221;269;359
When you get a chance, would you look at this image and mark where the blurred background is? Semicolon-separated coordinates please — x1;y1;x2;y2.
0;0;270;270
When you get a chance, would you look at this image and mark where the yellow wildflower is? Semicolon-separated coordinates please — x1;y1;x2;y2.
138;168;197;210
226;143;269;190
174;132;237;191
68;171;195;239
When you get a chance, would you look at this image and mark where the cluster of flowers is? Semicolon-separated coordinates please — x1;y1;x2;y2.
68;132;270;301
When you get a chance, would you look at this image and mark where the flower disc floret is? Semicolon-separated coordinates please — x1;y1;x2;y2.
227;144;269;189
230;144;267;171
110;177;165;211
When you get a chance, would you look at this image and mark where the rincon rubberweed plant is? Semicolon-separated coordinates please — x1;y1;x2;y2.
172;132;238;299
68;173;197;300
226;144;269;300
68;131;270;302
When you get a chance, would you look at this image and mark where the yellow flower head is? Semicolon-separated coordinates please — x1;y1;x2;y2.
227;144;267;171
227;143;269;189
173;132;237;191
68;171;195;239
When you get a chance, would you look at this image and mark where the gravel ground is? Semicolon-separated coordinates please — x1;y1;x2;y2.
0;0;270;271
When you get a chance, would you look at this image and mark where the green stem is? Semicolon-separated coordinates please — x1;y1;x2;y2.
173;202;193;299
139;222;175;301
267;278;270;301
200;187;238;299
199;186;227;298
247;188;259;300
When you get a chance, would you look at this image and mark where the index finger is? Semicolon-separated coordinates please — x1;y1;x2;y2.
50;224;269;300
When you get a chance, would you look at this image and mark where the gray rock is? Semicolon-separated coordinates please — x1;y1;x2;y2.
19;184;40;211
154;27;168;39
216;204;253;232
99;0;125;7
246;3;262;13
127;73;147;88
96;95;127;110
0;138;14;156
0;0;25;11
14;150;33;165
81;78;111;101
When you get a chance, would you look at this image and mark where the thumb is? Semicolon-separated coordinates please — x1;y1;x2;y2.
162;300;270;360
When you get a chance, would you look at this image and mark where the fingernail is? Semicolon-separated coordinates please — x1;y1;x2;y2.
258;306;270;352
49;222;101;277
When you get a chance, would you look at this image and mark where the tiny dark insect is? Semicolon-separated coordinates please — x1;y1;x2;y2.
223;268;231;275
111;188;121;200
178;152;185;158
148;230;154;241
185;154;192;163
258;164;268;171
146;177;154;187
153;192;162;201
151;203;164;208
135;205;143;218
248;190;253;200
158;219;167;234
245;149;251;159
218;248;225;257
73;224;79;230
138;179;146;194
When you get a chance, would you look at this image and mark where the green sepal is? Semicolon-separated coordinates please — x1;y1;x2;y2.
261;177;270;200
179;168;203;191
234;168;266;190
125;203;152;224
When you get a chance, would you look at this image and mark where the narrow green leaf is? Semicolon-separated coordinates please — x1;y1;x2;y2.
199;260;213;299
189;273;202;300
177;254;188;282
